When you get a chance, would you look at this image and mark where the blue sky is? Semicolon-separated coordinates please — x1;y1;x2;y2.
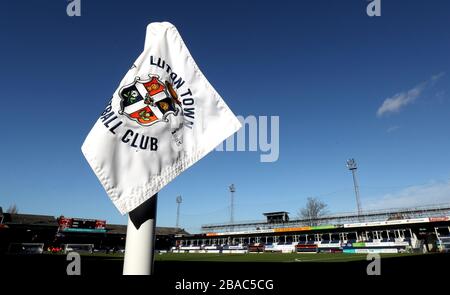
1;0;450;233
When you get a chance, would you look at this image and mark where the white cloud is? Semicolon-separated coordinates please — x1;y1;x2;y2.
386;125;400;133
364;180;450;210
376;72;445;117
376;82;426;117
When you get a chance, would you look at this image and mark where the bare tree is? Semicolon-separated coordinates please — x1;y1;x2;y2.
7;204;18;214
299;197;328;226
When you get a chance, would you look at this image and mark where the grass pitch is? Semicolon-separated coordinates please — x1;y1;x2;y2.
154;252;423;263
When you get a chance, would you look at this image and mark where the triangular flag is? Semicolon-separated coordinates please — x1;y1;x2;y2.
82;22;241;214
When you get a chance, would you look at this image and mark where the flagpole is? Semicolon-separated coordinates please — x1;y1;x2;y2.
122;23;159;276
123;194;158;275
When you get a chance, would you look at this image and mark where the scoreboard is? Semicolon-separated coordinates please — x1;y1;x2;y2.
58;217;106;233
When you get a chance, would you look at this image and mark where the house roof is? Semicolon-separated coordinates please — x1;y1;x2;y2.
263;212;289;216
0;211;189;236
1;213;58;227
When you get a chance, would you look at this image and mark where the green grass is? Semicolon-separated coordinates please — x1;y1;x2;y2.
154;252;425;263
42;251;429;263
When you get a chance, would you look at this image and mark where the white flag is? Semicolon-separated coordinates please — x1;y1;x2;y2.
81;22;241;214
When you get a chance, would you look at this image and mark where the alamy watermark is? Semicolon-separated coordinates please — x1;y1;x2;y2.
66;1;380;18
215;115;279;163
66;252;81;275
366;253;381;275
66;0;81;17
367;0;381;17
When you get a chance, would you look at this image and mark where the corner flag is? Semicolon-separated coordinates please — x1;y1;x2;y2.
82;22;241;214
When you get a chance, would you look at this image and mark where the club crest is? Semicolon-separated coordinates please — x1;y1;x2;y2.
118;75;182;126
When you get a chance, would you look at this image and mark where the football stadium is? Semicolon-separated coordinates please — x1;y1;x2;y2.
2;201;450;280
2;1;450;288
2;202;450;257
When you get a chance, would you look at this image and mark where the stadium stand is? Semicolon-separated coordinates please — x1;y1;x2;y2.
173;205;450;254
0;209;188;254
